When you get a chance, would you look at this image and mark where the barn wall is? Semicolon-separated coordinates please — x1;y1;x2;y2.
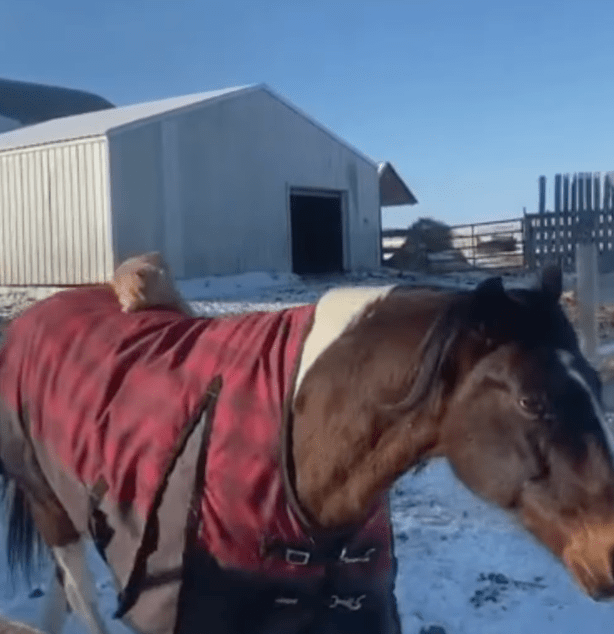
0;138;113;284
155;90;379;277
107;125;166;265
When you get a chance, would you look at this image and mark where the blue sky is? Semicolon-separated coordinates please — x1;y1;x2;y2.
3;0;614;227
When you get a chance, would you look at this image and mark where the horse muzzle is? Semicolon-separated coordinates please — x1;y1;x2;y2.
562;521;614;601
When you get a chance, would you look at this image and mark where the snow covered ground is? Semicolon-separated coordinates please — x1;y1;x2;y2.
1;269;613;634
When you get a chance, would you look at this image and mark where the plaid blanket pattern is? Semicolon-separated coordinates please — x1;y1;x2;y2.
0;286;394;584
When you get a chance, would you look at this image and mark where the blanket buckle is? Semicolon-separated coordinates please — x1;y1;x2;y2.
329;594;366;611
285;548;310;565
338;546;376;564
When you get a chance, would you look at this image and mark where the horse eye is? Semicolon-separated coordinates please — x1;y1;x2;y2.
518;396;544;416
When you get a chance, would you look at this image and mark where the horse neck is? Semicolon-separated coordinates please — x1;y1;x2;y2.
291;289;454;529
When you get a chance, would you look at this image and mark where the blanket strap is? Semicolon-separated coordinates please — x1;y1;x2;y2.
88;477;113;558
114;376;223;619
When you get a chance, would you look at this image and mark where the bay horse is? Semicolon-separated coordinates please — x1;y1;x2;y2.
0;255;614;634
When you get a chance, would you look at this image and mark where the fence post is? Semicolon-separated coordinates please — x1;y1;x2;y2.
523;212;536;269
576;174;599;364
539;176;546;214
554;174;562;261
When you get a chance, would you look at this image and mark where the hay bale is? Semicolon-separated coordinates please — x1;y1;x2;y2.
387;218;468;272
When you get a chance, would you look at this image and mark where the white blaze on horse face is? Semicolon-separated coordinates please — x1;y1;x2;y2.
293;285;395;398
557;349;614;462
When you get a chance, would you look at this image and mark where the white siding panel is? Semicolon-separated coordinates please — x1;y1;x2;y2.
41;150;53;284
29;152;40;283
12;156;22;282
65;145;77;282
48;148;60;282
54;146;68;282
7;156;16;283
37;151;50;284
0;157;10;283
70;144;81;283
78;144;90;281
94;142;112;278
21;153;33;284
31;152;41;283
0;138;110;284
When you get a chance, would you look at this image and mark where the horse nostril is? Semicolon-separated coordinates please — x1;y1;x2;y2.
592;586;614;602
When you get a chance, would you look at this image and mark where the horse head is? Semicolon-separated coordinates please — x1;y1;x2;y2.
293;267;614;599
437;268;614;599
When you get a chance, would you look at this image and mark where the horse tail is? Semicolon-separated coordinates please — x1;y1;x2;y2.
0;466;46;582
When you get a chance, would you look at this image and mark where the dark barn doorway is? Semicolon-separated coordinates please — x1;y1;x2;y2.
290;191;344;275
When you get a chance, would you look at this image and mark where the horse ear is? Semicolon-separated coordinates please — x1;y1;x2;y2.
540;265;562;302
475;276;505;299
469;276;508;337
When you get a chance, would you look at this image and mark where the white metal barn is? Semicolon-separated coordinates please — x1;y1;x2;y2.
0;84;383;285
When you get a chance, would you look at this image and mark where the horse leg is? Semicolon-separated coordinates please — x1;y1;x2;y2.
48;539;111;634
40;566;69;634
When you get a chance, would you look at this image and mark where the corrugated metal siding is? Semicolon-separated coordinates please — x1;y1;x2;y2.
0;139;113;284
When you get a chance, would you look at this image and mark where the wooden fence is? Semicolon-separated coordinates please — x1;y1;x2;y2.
524;172;614;272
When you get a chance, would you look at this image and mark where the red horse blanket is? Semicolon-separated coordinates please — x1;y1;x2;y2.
0;287;395;585
0;286;394;629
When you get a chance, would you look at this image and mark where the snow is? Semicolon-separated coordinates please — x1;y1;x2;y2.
391;461;614;634
1;270;613;634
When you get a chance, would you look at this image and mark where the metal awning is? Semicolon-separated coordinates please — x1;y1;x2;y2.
378;161;418;206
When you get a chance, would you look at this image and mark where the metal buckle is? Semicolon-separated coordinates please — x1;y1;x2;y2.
285;548;310;565
329;594;366;611
338;547;376;564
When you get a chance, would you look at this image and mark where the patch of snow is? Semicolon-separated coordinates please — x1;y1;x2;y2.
391;461;614;634
177;271;301;301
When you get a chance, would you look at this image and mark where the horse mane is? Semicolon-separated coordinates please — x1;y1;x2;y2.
379;290;477;417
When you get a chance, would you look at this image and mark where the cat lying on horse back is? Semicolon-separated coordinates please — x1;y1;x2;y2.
0;253;614;634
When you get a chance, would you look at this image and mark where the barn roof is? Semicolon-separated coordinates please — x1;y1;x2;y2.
378;162;418;206
0;85;250;151
0;84;376;166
